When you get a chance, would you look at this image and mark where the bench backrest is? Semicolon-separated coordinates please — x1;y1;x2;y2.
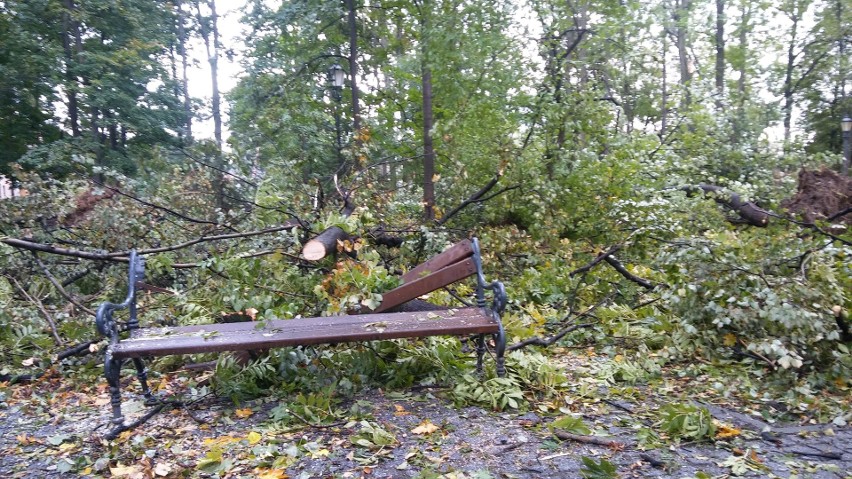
372;239;478;313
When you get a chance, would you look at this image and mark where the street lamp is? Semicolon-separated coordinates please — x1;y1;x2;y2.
842;116;852;175
327;64;344;101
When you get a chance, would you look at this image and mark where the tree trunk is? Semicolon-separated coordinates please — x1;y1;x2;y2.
346;0;360;139
196;0;225;210
675;0;692;110
61;0;80;137
782;8;800;150
420;2;435;222
660;26;668;137
177;0;192;141
715;0;725;110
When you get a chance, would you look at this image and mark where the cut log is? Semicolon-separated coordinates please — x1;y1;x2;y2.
302;226;350;260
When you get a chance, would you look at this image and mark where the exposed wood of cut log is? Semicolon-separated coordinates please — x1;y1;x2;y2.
302;226;350;260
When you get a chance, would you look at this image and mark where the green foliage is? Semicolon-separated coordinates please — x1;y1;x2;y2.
452;375;525;411
549;415;591;435
350;420;398;450
580;456;618;479
657;403;716;443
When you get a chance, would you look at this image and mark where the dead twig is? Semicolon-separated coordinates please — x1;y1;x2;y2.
508;292;615;351
33;253;97;316
7;275;63;345
553;430;626;448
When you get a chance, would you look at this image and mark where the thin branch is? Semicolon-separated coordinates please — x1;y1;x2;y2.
92;180;236;232
2;222;299;262
437;173;504;226
603;256;656;290
508;292;615;351
569;245;621;277
7;275;64;345
33;253;97;316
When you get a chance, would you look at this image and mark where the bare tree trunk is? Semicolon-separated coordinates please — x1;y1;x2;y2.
421;1;435;222
196;0;225;210
782;7;800;151
177;0;192;141
422;64;436;222
61;0;80;137
715;0;725;110
730;0;752;144
661;26;668;137
675;0;693;110
346;0;361;139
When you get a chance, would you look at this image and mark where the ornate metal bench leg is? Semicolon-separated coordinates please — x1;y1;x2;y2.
104;352;126;438
494;323;506;378
132;358;156;405
475;334;486;375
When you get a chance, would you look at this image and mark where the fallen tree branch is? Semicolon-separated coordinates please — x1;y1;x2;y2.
1;222;299;262
302;226;351;261
92;180;236;232
603;256;656;290
553;430;626;448
682;184;770;227
508;292;614;351
826;206;852;222
437;171;507;226
569;245;621;277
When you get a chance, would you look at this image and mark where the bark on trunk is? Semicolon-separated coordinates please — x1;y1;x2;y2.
61;0;80;137
675;0;692;110
715;0;725;110
421;3;435;222
684;184;770;227
177;0;192;141
346;0;360;138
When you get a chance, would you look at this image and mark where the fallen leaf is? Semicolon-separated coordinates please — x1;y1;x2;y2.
393;404;409;416
235;408;254;419
255;468;288;479
247;431;262;445
154;462;173;477
411;420;439;435
715;423;741;439
110;463;143;477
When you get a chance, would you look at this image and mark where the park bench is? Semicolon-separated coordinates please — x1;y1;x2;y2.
95;238;506;438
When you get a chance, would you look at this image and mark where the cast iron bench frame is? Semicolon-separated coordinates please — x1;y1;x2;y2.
95;238;506;438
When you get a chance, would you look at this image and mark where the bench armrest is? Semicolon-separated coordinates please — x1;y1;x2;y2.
96;250;143;343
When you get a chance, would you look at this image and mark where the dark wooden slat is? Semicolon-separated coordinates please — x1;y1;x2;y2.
374;258;477;313
113;307;497;359
401;239;473;283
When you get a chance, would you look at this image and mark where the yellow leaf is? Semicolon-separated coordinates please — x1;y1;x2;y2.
411;420;439;435
235;408;254;419
394;404;409;416
247;431;262;445
714;423;741;439
432;174;441;182
723;333;737;347
255;468;288;479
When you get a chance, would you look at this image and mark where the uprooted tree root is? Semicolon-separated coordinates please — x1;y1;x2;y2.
781;167;852;226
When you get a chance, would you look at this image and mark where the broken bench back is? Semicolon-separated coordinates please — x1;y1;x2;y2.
373;238;477;313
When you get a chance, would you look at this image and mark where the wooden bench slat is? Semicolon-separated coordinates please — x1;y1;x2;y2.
400;239;473;283
113;307;497;359
374;257;478;313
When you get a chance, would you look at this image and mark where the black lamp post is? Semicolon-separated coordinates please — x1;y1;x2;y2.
327;64;345;166
842;116;852;176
